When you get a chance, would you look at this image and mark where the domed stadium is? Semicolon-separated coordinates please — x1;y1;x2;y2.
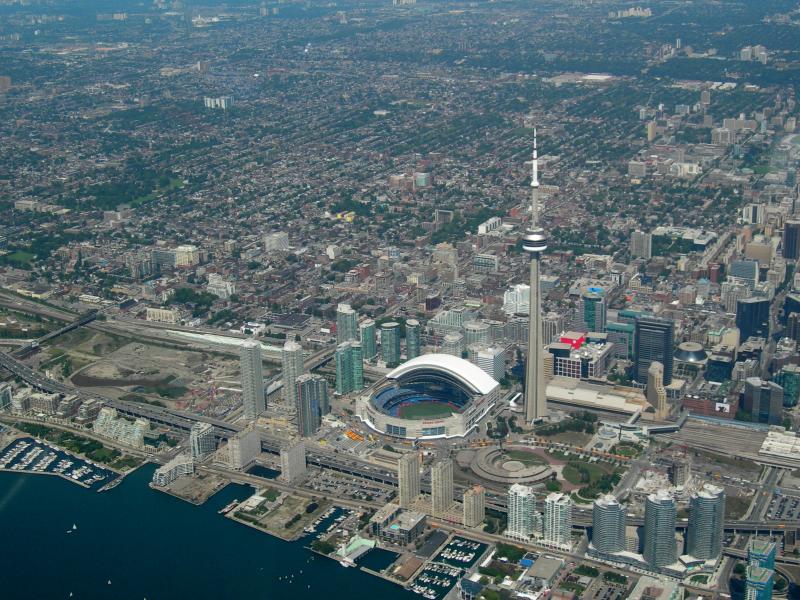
356;354;500;439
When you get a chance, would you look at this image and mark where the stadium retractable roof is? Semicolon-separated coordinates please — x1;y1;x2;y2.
386;354;499;396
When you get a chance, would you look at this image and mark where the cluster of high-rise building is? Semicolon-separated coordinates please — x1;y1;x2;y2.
506;484;573;550
745;539;777;600
589;485;726;576
396;453;485;527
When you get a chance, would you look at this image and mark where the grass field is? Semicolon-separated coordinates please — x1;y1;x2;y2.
611;441;643;458
5;250;35;266
399;401;458;420
562;460;614;485
725;495;751;519
503;450;548;467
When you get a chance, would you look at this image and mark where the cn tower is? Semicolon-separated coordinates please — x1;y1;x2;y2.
523;130;548;423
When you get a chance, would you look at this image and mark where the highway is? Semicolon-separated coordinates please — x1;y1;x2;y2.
0;292;77;322
747;466;781;521
723;546;800;584
12;310;98;359
2;348;798;535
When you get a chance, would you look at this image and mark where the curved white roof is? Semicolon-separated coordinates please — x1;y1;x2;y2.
386;353;499;396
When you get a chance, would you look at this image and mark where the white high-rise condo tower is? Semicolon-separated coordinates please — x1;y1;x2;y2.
431;458;454;518
240;339;265;421
282;340;305;407
524;130;548;423
397;452;421;508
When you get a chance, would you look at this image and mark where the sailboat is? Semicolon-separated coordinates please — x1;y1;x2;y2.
72;524;77;531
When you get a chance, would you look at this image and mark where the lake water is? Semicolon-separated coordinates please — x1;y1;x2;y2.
0;465;415;600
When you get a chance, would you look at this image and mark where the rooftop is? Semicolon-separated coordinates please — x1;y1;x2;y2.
387;353;499;396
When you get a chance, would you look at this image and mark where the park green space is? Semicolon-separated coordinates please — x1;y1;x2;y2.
610;441;643;458
502;449;548;467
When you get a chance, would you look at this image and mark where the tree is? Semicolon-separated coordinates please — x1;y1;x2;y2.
546;480;562;492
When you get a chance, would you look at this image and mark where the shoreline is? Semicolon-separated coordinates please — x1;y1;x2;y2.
360;566;409;590
0;466;93;489
304;545;410;591
225;509;301;542
149;476;227;506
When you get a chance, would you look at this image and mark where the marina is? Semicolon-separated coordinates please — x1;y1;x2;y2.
434;537;486;569
0;437;121;490
410;562;463;600
410;537;488;599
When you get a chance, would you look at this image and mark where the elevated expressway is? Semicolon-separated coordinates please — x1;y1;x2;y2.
2;349;798;537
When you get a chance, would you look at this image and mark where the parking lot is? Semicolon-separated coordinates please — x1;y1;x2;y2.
768;491;800;520
586;583;627;600
305;470;394;504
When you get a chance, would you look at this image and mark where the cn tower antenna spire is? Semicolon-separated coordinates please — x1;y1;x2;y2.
531;128;540;228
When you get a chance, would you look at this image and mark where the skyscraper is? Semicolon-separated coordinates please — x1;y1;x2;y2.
279;440;306;483
381;322;401;367
743;378;784;425
441;332;464;357
463;485;486;528
227;426;260;470
360;319;377;360
475;346;506;381
281;340;305;407
647;120;657;142
240;339;265;421
506;483;537;541
405;319;421;360
745;565;774;600
502;283;530;316
748;539;777;569
736;297;770;343
189;422;216;460
582;290;607;332
523;130;548;423
687;484;725;560
335;341;363;395
463;320;490;346
643;490;677;568
635;316;674;385
646;361;668;419
431;458;454;518
543;492;573;549
630;230;652;259
295;373;329;437
730;259;759;288
591;494;626;554
783;220;800;260
397;452;420;508
336;303;358;344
